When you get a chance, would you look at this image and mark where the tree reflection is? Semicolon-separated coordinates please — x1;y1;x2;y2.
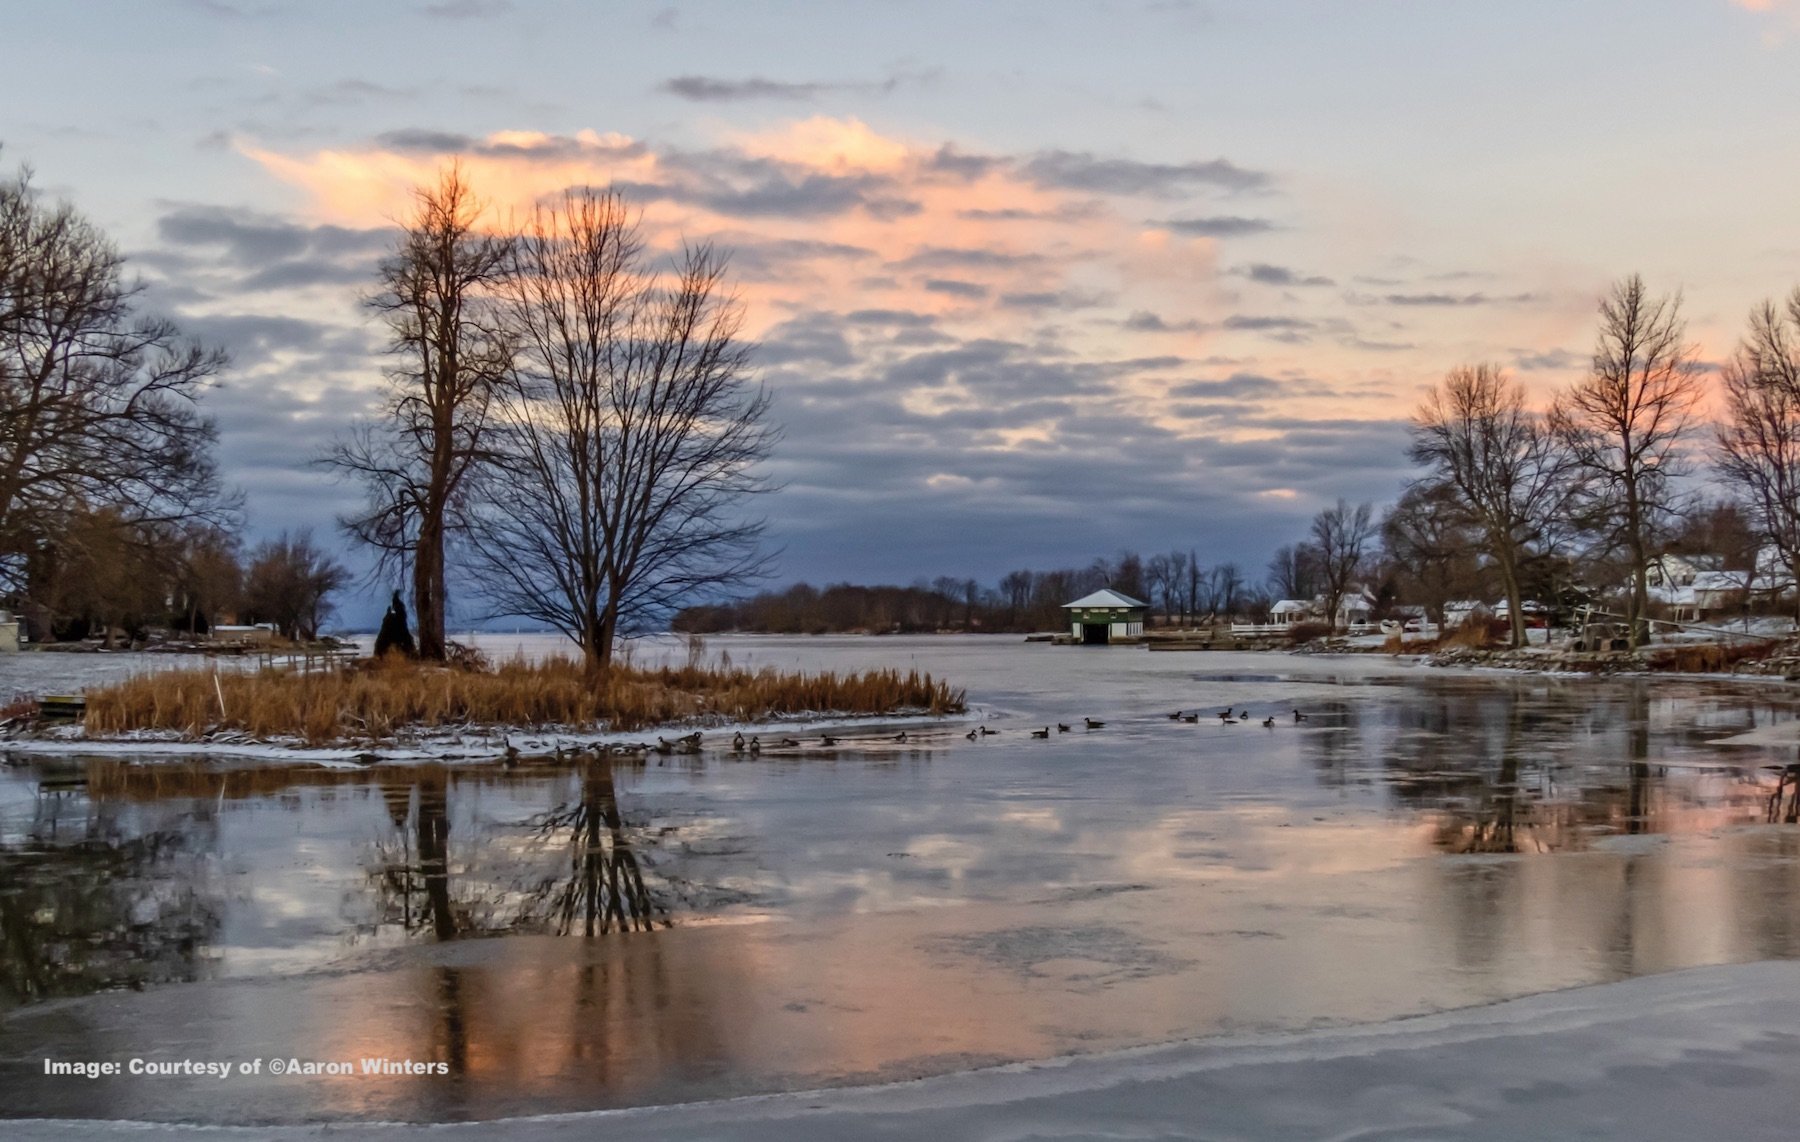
368;760;666;940
517;759;666;936
0;773;221;1009
1300;679;1779;852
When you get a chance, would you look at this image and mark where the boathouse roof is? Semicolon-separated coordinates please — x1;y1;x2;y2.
1062;588;1149;610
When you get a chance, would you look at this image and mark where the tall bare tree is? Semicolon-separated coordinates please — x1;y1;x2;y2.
1552;275;1701;648
0;158;229;598
1311;499;1375;631
1409;363;1573;647
467;190;773;668
1715;288;1800;618
328;165;512;660
1266;543;1318;602
241;529;349;641
1380;482;1482;628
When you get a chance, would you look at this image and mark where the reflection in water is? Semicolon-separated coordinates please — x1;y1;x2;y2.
0;758;671;1010
367;761;667;941
0;771;221;1010
1300;678;1785;854
11;647;1800;1122
523;760;666;937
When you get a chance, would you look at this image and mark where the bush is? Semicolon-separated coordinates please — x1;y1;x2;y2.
1286;621;1331;644
82;655;967;744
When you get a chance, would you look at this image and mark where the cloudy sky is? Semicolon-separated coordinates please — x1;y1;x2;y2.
6;0;1800;623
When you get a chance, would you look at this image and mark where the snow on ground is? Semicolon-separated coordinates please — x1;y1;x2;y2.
8;961;1800;1140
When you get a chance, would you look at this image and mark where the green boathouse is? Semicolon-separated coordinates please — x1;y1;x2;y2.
1062;589;1149;644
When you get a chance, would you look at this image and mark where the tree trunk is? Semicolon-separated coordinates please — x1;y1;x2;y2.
1496;547;1526;649
414;513;446;661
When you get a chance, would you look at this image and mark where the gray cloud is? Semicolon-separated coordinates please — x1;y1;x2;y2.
659;68;938;103
661;76;823;102
1223;315;1313;331
895;246;1044;270
1153;215;1276;237
1232;262;1333;287
923;278;990;299
1124;310;1205;333
1372;291;1540;307
1024;150;1268;195
1513;348;1583;371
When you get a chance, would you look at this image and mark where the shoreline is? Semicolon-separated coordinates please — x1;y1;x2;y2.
0;709;976;764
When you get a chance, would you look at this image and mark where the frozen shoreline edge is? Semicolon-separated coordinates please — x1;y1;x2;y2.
7;958;1800;1140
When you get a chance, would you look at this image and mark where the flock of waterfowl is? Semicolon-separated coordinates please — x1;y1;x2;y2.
1009;706;1311;739
496;706;1315;765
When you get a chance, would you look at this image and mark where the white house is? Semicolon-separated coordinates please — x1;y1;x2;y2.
1268;599;1313;626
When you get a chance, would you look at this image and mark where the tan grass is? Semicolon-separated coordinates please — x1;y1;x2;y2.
82;654;966;745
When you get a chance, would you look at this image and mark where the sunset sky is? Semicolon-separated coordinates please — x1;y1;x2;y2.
7;0;1800;623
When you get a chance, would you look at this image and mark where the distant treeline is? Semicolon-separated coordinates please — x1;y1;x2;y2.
672;553;1268;634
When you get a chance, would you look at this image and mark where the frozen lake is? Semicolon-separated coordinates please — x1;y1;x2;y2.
5;634;1800;1124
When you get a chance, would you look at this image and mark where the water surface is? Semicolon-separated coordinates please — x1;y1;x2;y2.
5;636;1800;1122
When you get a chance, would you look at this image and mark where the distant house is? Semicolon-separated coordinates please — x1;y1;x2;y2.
1062;589;1149;645
1492;598;1549;627
1336;588;1377;630
0;610;18;653
1647;554;1719;589
1268;599;1313;626
1443;600;1487;628
1690;570;1754;619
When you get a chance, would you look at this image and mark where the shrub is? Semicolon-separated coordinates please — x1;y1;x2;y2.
82;655;966;745
1285;621;1331;644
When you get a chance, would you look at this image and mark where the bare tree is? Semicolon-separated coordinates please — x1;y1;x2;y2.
327;165;512;660
1716;288;1800;619
241;529;350;641
1311;499;1375;631
1266;543;1318;602
1409;364;1573;646
0;158;229;597
1380;482;1481;628
1213;562;1244;620
466;190;773;668
1552;275;1701;648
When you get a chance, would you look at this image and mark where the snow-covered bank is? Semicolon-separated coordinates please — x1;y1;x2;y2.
0;710;973;764
9;960;1800;1140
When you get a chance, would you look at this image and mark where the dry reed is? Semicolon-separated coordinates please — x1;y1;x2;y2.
82;654;966;745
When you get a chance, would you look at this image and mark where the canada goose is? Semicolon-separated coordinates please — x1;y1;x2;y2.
732;732;745;752
893;731;908;742
748;736;761;755
1181;713;1198;723
1167;710;1184;720
1085;717;1105;729
1218;709;1233;721
778;737;801;748
1293;709;1308;722
503;739;521;768
1057;723;1071;733
653;737;674;755
821;734;839;747
1262;716;1276;728
966;729;979;740
1030;726;1050;738
1238;710;1250;720
979;725;996;736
